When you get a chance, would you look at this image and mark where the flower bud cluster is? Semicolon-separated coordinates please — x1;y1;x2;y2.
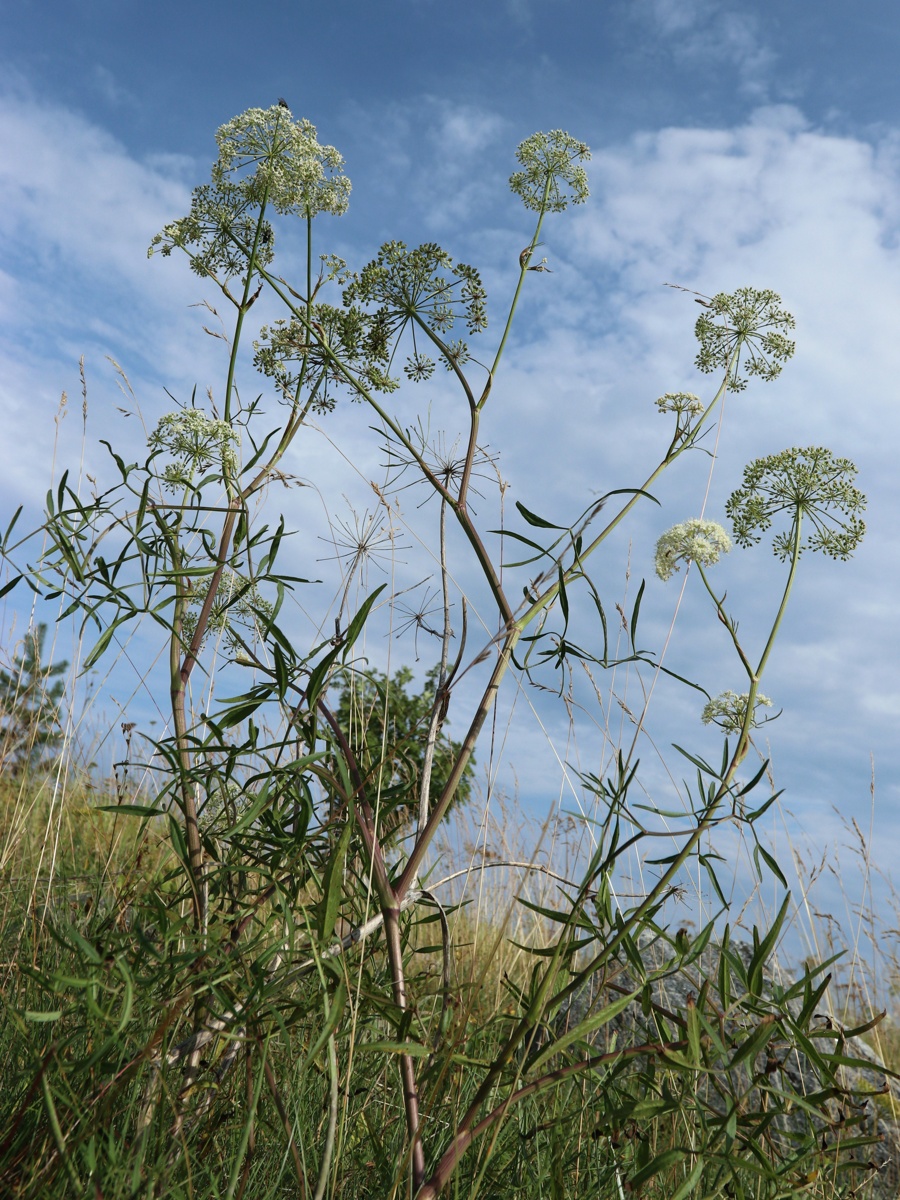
509;130;591;213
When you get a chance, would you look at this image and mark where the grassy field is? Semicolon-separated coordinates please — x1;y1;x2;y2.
2;759;899;1200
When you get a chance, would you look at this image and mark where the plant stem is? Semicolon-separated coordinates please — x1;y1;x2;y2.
384;904;427;1190
487;176;553;386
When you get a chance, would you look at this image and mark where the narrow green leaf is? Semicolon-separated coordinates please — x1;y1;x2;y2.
83;617;128;669
219;691;267;729
528;990;639;1073
301;978;348;1071
67;927;104;965
135;477;151;530
629;579;645;651
0;574;23;599
94;804;164;817
725;1107;738;1142
357;1040;432;1057
672;744;717;775
745;789;783;820
319;817;355;942
220;785;275;837
273;642;289;700
306;647;341;711
488;527;551;556
728;1017;777;1070
753;843;788;888
737;759;769;797
266;515;286;570
516;500;566;529
628;1148;686;1191
595;486;661;508
56;469;70;515
100;439;130;480
167;812;188;865
2;504;23;550
342;583;387;655
686;998;702;1066
746;894;791;996
699;853;728;908
557;564;568;625
670;1159;704;1200
52;527;86;584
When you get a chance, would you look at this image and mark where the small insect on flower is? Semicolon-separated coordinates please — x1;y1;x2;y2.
519;242;548;270
277;97;290;109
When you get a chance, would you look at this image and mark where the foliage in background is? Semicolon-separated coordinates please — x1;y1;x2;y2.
0;623;68;776
333;665;474;841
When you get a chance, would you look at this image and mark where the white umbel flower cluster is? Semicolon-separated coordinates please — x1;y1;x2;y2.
702;690;772;733
214;105;351;219
654;518;731;582
148;408;240;490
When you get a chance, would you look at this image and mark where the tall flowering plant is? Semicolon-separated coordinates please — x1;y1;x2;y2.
0;104;876;1199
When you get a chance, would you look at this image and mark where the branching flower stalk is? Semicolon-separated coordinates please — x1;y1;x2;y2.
574;453;868;1080
253;265;516;631
145;106;353;933
409;467;863;1198
234;187;802;1194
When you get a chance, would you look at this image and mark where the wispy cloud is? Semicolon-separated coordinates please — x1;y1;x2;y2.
89;64;138;110
629;0;776;98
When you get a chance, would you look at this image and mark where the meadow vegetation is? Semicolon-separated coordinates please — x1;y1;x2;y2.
0;103;895;1198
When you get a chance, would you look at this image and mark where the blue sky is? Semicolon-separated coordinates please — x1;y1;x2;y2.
1;0;898;951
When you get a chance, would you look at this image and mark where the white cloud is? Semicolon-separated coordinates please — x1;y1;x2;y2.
0;90;226;514
89;64;137;110
338;95;510;233
0;93;188;282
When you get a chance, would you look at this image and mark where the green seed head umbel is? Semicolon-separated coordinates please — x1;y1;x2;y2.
726;446;866;560
694;287;796;392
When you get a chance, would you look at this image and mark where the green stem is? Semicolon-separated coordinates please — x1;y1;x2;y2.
487;175;553;390
384;905;427;1190
754;514;802;686
696;564;755;681
41;1069;81;1193
151;507;204;927
224;1038;268;1200
699;514;802;768
222;190;271;428
518;347;740;627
